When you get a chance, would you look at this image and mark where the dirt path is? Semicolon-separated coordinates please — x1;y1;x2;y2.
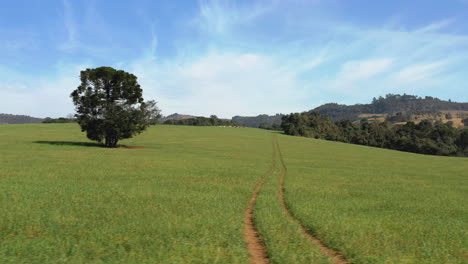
244;138;276;264
275;139;349;264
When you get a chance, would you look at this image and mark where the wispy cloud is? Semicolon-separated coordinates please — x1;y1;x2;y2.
416;19;455;33
339;59;393;82
326;59;394;94
128;51;315;117
395;61;448;83
60;0;78;51
195;0;275;35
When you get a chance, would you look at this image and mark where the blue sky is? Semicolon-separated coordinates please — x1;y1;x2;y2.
1;0;468;118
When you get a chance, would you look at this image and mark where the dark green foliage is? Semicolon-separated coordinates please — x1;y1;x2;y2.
281;112;467;157
258;123;281;130
42;117;75;123
281;112;340;140
164;115;233;126
445;113;452;119
70;67;160;148
232;114;283;128
313;103;368;121
314;94;468;121
386;112;413;122
457;129;468;155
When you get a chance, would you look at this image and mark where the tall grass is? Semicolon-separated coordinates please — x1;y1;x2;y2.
254;137;331;263
0;124;272;263
1;124;466;263
278;134;468;263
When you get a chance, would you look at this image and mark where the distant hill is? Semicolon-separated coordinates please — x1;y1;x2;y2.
232;114;283;128
313;94;468;125
160;113;198;123
0;114;43;124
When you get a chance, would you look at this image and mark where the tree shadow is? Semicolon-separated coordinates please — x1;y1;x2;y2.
33;141;104;148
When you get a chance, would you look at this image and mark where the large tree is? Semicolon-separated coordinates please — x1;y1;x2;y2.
71;67;160;148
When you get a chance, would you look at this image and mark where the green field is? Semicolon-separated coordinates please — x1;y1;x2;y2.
0;124;467;263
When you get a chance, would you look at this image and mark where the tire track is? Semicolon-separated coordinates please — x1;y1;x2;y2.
244;138;276;264
275;139;349;264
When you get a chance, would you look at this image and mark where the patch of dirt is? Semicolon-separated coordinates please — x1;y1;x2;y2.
244;138;276;264
275;139;349;264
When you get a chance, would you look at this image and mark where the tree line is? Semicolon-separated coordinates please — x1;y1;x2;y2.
281;111;468;157
42;117;76;123
232;114;283;128
164;115;234;126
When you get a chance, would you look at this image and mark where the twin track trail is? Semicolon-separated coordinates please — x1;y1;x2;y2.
245;136;349;264
275;139;349;264
244;138;276;264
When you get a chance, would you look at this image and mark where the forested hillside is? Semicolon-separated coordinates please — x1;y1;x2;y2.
0;114;43;124
160;113;197;123
315;94;468;121
281;111;468;157
232;114;283;129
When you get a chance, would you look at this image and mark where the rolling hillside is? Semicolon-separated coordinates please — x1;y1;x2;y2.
159;113;197;123
0;113;43;124
0;124;466;263
232;114;283;128
314;94;468;124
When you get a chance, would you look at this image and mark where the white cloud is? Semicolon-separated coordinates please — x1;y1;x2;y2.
128;52;315;118
339;59;393;81
416;19;455;34
395;61;448;83
0;64;86;117
324;58;393;94
60;0;78;51
196;0;275;35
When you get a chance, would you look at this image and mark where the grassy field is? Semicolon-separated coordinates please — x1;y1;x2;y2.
0;124;467;263
254;137;331;264
279;135;468;263
0;124;273;263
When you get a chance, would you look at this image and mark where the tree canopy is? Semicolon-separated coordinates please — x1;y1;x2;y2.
281;111;468;157
164;115;233;126
70;67;160;147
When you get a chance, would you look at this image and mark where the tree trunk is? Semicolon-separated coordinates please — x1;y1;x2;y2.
105;136;118;148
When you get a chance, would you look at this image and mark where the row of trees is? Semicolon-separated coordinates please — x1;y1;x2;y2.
42;117;75;123
281;111;468;156
232;114;283;128
164;115;234;126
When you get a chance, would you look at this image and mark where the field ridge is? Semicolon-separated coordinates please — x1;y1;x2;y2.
276;138;349;264
244;137;276;264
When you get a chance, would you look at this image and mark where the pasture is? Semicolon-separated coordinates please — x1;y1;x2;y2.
0;124;466;263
